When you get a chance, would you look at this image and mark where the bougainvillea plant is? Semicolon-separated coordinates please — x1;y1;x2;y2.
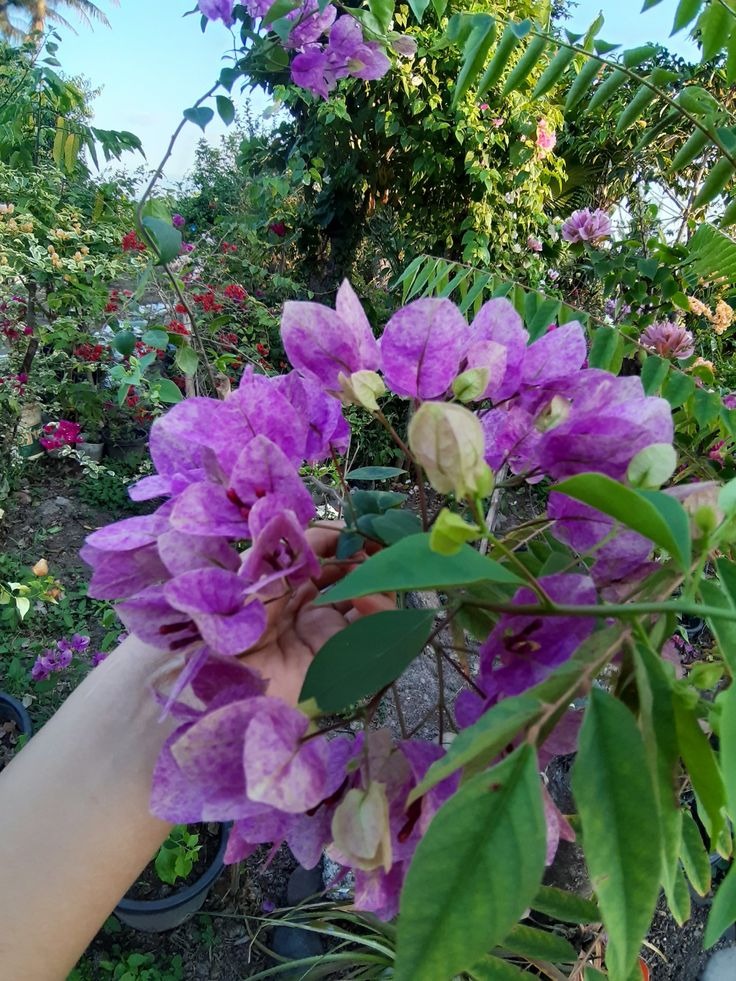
84;282;736;979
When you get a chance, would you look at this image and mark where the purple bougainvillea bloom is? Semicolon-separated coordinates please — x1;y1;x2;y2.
171;436;314;539
535;370;673;481
81;512;171;599
198;0;235;25
477;573;597;701
561;208;612;244
31;655;53;681
291;45;334;99
281;280;381;392
70;633;90;653
157;530;240;578
380;298;469;399
640;321;695;360
240;511;320;598
272;371;348;461
548;493;653;587
327;16;390;81
172;213;186;229
117;585;202;652
285;0;336;49
90;651;108;667
465;298;528;402
724;393;736;410
521;321;587;390
164;568;266;658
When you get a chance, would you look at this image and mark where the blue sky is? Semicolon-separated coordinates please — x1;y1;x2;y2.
55;0;699;183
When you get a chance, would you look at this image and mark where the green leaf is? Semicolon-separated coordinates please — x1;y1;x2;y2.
183;105;215;131
699;0;732;60
670;127;712;173
501;33;548;96
571;689;662;981
359;509;423;545
219;66;240;91
451;14;497;109
554;473;692;570
706;862;736;947
216;95;235;126
141;216;182;265
175;345;199;376
587;67;629;112
497;923;577;963
475;23;519;97
662;370;695;408
668;862;691;925
154;379;184;404
641;355;670;394
565;55;603;111
468;956;527;979
368;0;394;32
395;746;546;981
532;45;577;98
717;681;736;827
407;0;430;25
345;466;406;481
410;694;542;800
680;807;712;895
299;609;435;712
673;692;726;843
588;325;624;373
531;884;601;923
141;328;169;350
672;0;701;31
111;330;136;357
632;642;682;901
314;532;521;606
694;157;736;209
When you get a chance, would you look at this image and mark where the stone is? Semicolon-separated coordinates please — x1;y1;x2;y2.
287;863;324;906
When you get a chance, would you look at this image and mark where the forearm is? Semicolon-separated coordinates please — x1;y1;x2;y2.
0;636;175;980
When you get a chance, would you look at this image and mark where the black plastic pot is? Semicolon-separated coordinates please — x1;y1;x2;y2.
114;823;229;933
103;434;148;461
0;692;33;738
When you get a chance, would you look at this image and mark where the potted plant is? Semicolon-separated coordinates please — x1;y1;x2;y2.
0;692;32;774
114;823;229;932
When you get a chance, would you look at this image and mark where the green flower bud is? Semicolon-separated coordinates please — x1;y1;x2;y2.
408;402;493;500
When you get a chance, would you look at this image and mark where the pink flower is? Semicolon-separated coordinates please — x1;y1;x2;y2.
527;236;542;253
640;321;695;361
492;117;504;127
536;119;556;154
561;209;612;245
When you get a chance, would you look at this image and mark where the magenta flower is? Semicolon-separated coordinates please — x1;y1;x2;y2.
272;371;348;461
561;208;612;244
464;298;528;402
172;214;186;229
70;633;90;653
639;321;695;360
724;393;736;410
527;235;543;253
291;45;333;99
284;0;336;49
198;0;235;25
281;279;381;392
240;510;320;598
290;16;390;98
31;656;53;681
380;297;469;399
90;651;108;667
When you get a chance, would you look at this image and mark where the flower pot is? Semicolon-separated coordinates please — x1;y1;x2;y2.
114;823;229;932
16;403;44;459
76;441;104;463
0;692;33;773
104;434;148;461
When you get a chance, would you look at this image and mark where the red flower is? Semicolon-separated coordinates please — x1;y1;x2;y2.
168;319;189;336
74;343;106;363
175;303;188;314
192;291;223;313
269;221;287;238
256;343;270;356
224;284;247;302
218;331;238;349
220;241;238;254
122;231;146;253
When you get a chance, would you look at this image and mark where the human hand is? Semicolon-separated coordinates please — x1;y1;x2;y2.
242;523;394;706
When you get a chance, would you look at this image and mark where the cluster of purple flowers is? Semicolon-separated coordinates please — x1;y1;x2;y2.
198;0;390;99
561;208;612;244
82;281;674;917
31;634;88;681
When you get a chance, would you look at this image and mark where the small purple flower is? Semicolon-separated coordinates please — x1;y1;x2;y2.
70;633;90;653
640;321;695;361
31;656;53;681
172;214;186;229
561;208;612;245
724;393;736;410
527;236;543;253
198;0;235;25
90;651;108;667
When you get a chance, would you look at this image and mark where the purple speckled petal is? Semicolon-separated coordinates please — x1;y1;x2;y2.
230;436;316;527
380;298;470;399
170;481;248;538
84;513;165;552
522;322;586;388
150;725;210;823
470;298;528;401
243;702;333;813
335;279;382;367
272;371;347;462
240;510;320;596
353;865;405;920
157;530;240;577
81;542;168;600
117;585;200;650
148;397;221;476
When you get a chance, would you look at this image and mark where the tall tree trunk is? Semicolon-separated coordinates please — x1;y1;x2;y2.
32;0;46;32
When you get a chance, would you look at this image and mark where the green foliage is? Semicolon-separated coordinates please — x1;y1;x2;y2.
154;825;202;887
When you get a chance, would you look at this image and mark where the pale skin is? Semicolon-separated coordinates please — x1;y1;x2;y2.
0;527;392;980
